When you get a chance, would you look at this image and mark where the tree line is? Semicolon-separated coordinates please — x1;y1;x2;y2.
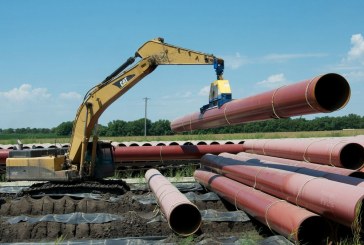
1;114;363;138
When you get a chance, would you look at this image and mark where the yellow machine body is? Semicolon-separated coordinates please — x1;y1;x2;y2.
6;155;78;181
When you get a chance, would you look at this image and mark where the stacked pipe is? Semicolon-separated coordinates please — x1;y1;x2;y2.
235;152;364;178
199;153;364;229
0;149;9;164
113;144;245;162
145;168;201;236
171;73;350;132
226;152;364;187
242;138;364;170
194;169;330;244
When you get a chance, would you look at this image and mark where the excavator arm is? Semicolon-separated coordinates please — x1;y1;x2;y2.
68;38;224;178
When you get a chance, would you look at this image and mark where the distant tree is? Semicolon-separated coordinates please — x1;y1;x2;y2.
150;119;173;135
3;128;14;134
54;121;74;136
105;120;127;136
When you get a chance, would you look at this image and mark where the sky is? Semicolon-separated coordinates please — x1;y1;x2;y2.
0;1;364;129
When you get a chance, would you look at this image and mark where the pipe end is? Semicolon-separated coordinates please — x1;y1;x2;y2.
315;73;351;112
340;143;364;169
297;216;330;244
169;203;201;236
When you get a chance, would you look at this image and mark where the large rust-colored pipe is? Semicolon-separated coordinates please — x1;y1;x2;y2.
201;154;364;228
171;73;350;132
224;152;364;187
194;169;329;244
243;138;364;169
0;149;9;164
145;168;201;236
113;144;245;162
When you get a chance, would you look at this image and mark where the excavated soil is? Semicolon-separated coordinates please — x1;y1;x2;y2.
0;183;273;244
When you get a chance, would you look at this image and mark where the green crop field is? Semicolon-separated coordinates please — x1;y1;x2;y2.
1;129;363;145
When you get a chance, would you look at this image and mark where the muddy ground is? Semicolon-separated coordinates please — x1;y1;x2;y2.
0;182;283;244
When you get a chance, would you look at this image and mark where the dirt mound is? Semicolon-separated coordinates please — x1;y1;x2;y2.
0;186;269;243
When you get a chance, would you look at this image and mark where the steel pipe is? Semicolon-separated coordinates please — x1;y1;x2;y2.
201;154;364;228
0;149;9;164
225;152;364;187
145;168;201;236
113;144;245;162
171;73;350;132
243;138;364;169
194;169;329;244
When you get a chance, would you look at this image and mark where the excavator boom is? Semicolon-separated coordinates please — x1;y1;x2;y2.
6;38;226;181
69;38;223;179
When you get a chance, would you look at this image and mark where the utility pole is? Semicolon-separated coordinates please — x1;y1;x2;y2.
143;97;150;136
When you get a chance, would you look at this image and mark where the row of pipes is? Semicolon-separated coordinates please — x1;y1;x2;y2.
1;137;363;169
143;139;364;243
144;74;364;243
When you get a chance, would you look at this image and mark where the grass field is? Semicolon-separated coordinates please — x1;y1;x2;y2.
1;129;363;145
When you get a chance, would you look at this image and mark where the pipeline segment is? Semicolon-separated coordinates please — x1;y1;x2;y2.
194;169;329;244
225;152;364;187
145;168;201;236
113;144;245;162
236;152;364;178
0;149;9;164
171;73;350;132
201;154;364;228
243;138;364;169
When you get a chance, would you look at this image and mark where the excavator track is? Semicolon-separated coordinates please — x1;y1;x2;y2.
17;179;130;197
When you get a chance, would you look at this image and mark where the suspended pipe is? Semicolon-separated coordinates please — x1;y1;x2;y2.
243;138;364;169
171;73;350;132
113;144;245;162
194;169;330;244
145;168;201;236
225;152;364;187
201;154;364;228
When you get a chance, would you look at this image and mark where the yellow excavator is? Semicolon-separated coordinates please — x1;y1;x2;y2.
6;38;231;184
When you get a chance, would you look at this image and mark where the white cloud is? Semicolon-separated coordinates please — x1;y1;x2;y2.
222;52;249;69
263;53;327;62
198;85;210;96
347;33;364;62
0;84;51;102
59;91;82;100
257;73;288;88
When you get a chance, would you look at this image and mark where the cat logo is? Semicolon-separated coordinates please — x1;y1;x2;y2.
113;74;135;88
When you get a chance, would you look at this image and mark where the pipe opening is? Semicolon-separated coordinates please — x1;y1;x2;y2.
169;203;201;236
315;73;350;112
340;143;364;169
225;141;234;145
349;171;364;179
297;216;329;244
